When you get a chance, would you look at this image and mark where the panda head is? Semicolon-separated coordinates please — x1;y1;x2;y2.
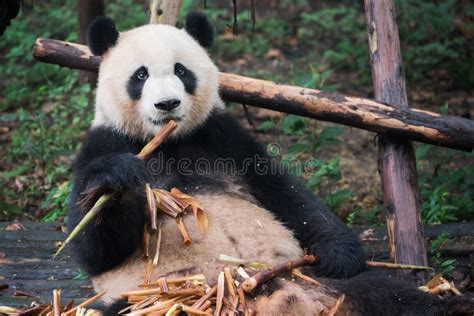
88;12;224;139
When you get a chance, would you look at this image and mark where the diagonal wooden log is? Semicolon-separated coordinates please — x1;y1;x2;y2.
32;38;474;151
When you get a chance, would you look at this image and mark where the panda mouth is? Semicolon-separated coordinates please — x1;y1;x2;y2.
148;116;184;125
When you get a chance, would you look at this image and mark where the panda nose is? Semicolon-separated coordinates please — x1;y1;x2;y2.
154;99;181;111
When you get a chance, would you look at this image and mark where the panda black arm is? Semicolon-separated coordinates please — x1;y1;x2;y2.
205;112;365;278
248;171;365;278
67;127;147;276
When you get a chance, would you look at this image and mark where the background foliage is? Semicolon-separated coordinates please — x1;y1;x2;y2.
0;0;472;232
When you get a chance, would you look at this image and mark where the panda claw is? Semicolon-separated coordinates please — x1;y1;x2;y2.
77;185;105;209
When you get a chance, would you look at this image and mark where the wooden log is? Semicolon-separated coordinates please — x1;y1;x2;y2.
31;38;474;151
364;0;428;282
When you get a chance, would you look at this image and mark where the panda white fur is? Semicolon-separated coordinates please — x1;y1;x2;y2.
68;12;473;316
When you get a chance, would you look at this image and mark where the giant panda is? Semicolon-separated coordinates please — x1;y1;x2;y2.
68;12;473;316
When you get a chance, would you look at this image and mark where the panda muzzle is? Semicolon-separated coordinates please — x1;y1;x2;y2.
155;99;181;111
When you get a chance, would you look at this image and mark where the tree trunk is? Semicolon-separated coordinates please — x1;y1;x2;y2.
77;0;104;85
364;0;428;283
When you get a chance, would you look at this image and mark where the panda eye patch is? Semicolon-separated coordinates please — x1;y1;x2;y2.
127;66;148;100
174;63;186;77
136;69;149;80
174;63;197;95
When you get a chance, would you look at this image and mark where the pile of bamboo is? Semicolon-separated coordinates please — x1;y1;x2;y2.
120;254;318;315
142;186;209;284
0;290;105;315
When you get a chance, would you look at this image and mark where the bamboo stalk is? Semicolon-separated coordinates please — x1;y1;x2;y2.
241;255;318;293
162;288;205;298
218;254;250;266
236;267;251;280
154;189;185;218
146;184;158;231
237;287;247;312
176;217;192;245
120;296;159;314
53;289;61;316
153;222;162;266
171;188;208;233
327;294;345;316
62;291;106;316
366;260;434;270
53;121;177;258
191;286;217;310
136;121;177;159
200;300;212;312
127;298;179;315
122;287;163;297
223;267;237;299
291;269;321;286
214;272;225;316
140;274;207;287
144;259;154;285
143;225;150;259
165;303;180;316
53;193;113;258
182;305;213;315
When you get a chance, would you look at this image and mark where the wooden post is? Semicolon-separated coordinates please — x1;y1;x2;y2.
364;0;428;282
149;0;182;26
77;0;104;85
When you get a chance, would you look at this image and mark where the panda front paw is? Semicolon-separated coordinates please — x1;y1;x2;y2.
79;153;147;206
308;239;366;278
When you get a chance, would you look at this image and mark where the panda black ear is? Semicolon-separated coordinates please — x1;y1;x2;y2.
87;16;119;56
184;11;214;49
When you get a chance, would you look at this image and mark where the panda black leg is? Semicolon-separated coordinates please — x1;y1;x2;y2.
319;270;474;315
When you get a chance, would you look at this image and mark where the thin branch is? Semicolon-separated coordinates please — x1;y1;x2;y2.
241;255;318;293
366;261;434;270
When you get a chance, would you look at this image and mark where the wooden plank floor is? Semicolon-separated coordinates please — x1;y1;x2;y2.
0;222;94;307
1;221;472;307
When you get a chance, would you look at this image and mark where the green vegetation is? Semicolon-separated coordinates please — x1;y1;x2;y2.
417;144;474;224
430;233;457;277
0;1;147;221
0;0;472;228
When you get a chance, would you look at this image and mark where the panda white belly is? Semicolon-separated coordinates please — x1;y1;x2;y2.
91;190;303;304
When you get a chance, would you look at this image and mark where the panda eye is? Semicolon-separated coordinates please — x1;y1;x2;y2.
136;70;148;81
174;64;186;77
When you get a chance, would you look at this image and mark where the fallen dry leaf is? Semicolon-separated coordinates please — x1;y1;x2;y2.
5;222;25;231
